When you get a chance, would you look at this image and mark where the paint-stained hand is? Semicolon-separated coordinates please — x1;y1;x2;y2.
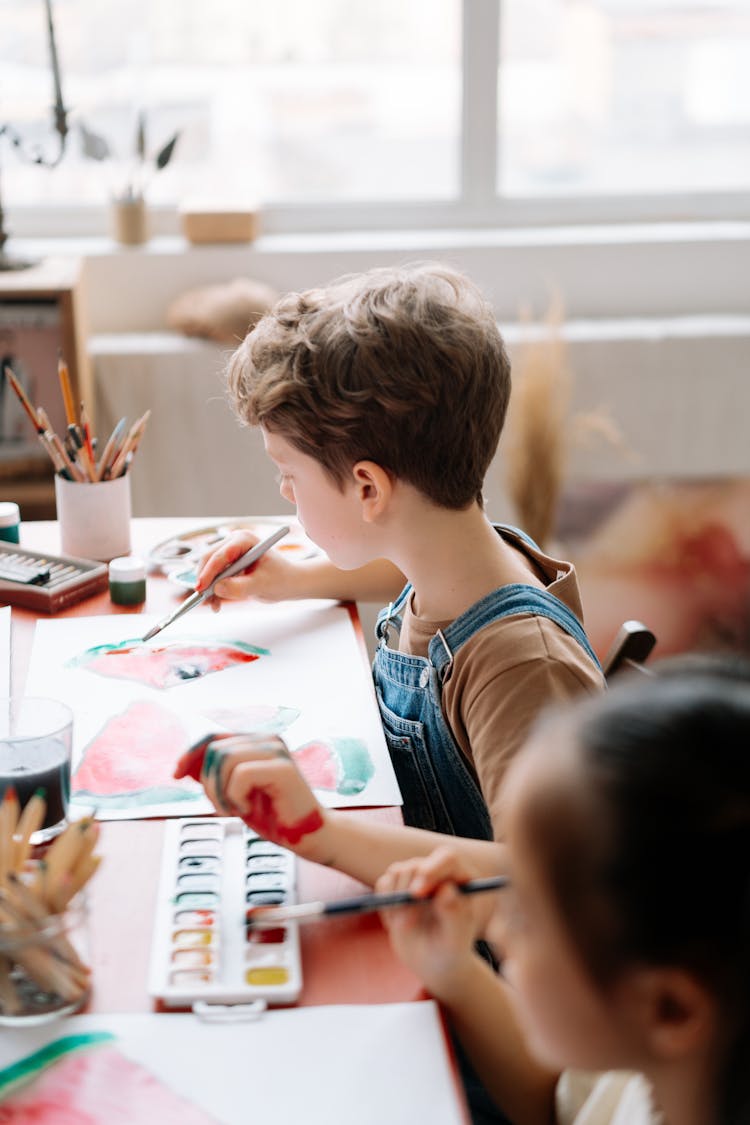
375;847;494;999
174;732;328;858
196;531;301;612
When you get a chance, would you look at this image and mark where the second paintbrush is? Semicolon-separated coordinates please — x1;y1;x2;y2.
246;875;508;929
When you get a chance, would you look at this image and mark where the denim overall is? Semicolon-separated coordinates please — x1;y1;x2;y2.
373;527;601;841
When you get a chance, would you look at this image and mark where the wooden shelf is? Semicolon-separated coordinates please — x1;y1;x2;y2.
0;257;89;519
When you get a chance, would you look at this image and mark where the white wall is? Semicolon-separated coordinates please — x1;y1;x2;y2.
68;220;749;521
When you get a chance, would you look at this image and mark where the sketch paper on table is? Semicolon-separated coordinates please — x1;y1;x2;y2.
0;1003;466;1125
0;607;9;694
25;602;401;820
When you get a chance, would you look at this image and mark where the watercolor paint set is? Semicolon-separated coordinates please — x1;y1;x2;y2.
148;817;303;1010
0;546;107;612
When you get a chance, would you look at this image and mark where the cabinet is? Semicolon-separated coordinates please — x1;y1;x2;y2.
0;257;91;518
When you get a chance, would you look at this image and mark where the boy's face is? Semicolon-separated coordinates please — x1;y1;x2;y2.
490;737;640;1074
262;428;371;570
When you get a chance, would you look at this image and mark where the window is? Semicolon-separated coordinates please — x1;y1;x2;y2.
498;0;750;197
1;0;748;234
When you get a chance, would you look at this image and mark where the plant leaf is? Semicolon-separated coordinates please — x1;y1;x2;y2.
78;122;111;161
155;131;180;171
135;111;147;160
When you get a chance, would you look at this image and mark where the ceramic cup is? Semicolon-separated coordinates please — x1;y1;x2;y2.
55;474;132;562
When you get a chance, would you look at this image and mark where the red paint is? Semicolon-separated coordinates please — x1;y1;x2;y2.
74;701;188;796
242;786;324;846
292;740;339;790
86;643;261;690
173;738;210;782
173;733;236;782
0;1046;218;1123
246;924;287;943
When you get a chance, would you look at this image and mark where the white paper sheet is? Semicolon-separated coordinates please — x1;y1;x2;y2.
0;1002;467;1125
25;602;401;819
0;607;9;696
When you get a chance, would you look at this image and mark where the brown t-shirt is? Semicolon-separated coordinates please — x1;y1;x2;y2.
397;531;605;839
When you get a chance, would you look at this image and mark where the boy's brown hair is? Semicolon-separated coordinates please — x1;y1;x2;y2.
226;262;511;509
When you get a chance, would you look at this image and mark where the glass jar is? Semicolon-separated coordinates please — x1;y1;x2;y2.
0;890;90;1026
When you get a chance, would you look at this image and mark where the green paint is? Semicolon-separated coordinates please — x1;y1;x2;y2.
72;785;199;809
66;636;270;669
334;738;375;795
0;1032;115;1100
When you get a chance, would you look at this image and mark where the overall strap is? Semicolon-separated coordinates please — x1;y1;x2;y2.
491;521;539;550
429;583;602;678
375;583;412;644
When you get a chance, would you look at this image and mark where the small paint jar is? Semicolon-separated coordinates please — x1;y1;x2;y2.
0;502;20;544
108;555;147;606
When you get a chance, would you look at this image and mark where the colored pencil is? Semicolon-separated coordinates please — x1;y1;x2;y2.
57;354;78;429
3;365;42;432
94;416;127;481
246;875;509;928
0;786;19;886
78;402;96;480
36;407;85;482
11;788;47;873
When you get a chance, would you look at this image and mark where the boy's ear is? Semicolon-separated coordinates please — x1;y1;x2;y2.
351;461;392;521
621;966;717;1061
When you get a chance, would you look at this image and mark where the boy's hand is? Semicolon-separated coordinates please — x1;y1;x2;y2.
174;732;329;859
375;846;491;999
196;530;300;611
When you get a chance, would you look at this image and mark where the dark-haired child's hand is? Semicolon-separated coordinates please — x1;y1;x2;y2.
375;846;492;1001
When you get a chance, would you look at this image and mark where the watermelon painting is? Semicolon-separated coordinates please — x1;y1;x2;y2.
0;1034;220;1123
293;737;375;796
67;638;269;690
73;700;201;809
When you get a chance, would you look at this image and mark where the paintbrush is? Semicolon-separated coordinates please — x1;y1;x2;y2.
246;875;509;928
140;525;290;643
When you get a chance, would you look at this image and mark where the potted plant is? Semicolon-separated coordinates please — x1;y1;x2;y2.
79;111;180;244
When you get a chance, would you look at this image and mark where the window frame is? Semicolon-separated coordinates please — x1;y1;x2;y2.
6;0;750;240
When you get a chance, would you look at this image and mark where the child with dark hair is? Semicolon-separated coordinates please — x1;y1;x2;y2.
377;661;750;1125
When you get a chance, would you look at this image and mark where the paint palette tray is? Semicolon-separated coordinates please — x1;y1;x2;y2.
0;546;108;612
147;518;318;578
149;817;303;1010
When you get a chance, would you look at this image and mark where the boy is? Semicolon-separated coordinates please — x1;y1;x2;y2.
176;263;604;885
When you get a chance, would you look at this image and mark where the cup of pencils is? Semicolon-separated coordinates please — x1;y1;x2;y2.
2;356;149;563
55;473;134;562
0;794;100;1025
